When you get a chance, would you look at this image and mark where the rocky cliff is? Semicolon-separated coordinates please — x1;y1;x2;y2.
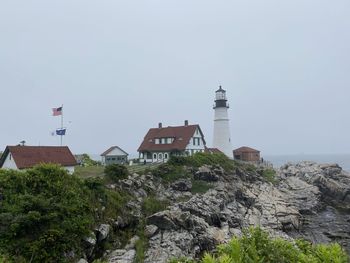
82;162;350;263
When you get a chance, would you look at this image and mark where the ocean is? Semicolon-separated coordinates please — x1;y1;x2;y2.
265;154;350;172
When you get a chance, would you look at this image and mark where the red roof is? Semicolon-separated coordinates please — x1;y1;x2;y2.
0;146;78;169
138;124;205;152
233;146;260;154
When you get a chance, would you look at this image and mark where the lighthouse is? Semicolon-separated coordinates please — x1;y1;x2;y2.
213;86;232;158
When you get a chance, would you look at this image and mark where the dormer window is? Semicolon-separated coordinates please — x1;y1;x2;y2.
155;139;160;144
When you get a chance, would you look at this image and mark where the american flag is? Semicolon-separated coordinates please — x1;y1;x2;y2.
52;107;62;116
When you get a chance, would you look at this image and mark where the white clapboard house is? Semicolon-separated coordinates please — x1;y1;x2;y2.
101;146;128;165
138;120;206;163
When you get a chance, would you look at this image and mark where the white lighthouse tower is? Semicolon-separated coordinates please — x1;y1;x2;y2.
213;86;232;158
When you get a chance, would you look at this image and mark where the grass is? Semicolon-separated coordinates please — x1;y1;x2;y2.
74;165;104;178
262;168;277;184
134;219;148;263
191;180;213;194
74;163;162;179
141;196;170;217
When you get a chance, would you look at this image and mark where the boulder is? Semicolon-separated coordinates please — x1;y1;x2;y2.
96;224;111;242
194;166;219;182
171;179;192;191
145;225;159;238
107;249;136;263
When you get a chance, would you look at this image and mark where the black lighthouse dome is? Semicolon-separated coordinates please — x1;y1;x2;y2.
214;86;229;109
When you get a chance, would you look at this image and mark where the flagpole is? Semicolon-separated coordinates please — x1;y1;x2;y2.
61;104;63;146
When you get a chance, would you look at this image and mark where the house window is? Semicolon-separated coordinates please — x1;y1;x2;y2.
9;154;11;160
146;152;152;159
155;139;160;144
158;153;163;159
164;153;168;159
153;153;157;159
198;138;200;145
193;138;196;145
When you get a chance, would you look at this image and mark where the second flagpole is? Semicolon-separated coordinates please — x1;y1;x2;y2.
61;104;63;146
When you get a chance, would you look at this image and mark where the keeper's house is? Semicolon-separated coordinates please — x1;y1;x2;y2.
0;145;78;174
138;120;206;163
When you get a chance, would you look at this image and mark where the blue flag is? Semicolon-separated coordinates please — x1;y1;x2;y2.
56;128;66;136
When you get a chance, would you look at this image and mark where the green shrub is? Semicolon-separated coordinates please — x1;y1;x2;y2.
0;165;132;262
104;164;129;181
153;164;189;183
0;165;93;263
80;153;101;166
84;177;131;222
261;168;277;184
168;153;234;172
191;180;212;194
171;227;349;263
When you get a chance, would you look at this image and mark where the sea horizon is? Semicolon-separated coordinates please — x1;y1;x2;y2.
265;153;350;172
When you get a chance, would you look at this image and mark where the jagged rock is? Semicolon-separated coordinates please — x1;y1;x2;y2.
107;249;136;263
147;210;179;230
96;224;111;242
171;179;192;191
194;165;219;182
145;225;158;237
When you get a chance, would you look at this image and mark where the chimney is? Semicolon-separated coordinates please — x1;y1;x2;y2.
184;120;188;126
158;122;162;128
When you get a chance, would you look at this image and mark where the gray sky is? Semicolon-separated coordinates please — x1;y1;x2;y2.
0;0;349;156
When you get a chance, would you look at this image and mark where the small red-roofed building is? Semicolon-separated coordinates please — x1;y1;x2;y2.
0;145;78;174
138;120;206;163
233;146;261;162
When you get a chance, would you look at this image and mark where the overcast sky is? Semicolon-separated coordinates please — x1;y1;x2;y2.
0;0;349;156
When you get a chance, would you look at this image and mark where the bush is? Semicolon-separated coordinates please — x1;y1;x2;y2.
168;153;234;172
84;177;131;222
80;153;100;167
0;165;132;262
152;164;189;183
0;164;94;263
104;164;129;181
261;168;277;184
191;180;212;194
172;227;349;263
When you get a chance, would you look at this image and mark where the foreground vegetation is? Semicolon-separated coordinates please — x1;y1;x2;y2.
0;164;130;263
170;227;349;263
